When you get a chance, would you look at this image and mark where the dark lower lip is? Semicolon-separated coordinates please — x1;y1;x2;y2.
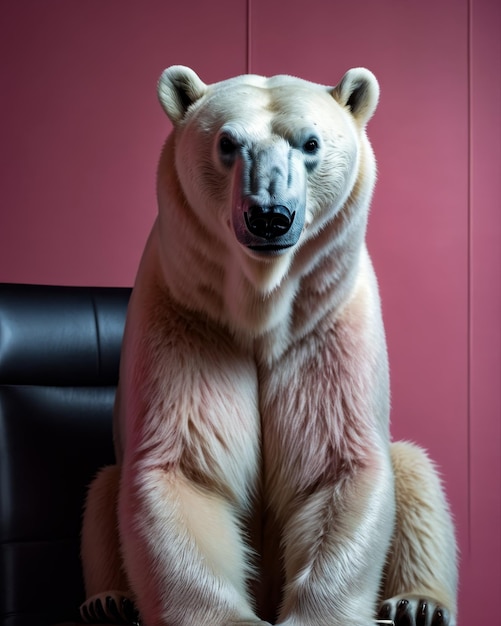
247;243;294;253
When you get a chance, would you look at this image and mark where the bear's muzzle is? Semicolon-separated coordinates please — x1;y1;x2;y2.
231;143;307;255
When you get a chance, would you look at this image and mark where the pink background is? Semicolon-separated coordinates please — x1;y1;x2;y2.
1;1;499;622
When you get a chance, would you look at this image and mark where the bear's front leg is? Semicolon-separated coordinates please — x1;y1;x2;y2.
257;280;395;625
275;456;395;626
119;467;268;626
116;289;268;626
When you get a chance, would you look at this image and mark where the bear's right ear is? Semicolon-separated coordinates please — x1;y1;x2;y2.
157;65;207;124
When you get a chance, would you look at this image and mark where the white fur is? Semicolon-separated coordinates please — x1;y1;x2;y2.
81;66;458;626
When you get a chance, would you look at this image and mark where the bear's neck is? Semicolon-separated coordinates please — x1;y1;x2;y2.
157;199;366;362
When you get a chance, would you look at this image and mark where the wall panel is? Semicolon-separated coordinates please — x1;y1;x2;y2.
465;0;501;621
0;0;247;286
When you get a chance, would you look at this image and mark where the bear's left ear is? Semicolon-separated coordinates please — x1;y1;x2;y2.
158;65;208;124
332;68;380;126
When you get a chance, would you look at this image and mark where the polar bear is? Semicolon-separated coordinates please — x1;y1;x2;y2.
81;66;458;626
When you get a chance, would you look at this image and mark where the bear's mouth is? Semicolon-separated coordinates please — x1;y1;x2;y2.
247;242;295;253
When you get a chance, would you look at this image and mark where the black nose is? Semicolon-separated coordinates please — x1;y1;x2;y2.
244;205;294;240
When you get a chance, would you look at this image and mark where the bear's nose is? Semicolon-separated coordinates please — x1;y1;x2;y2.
244;205;295;240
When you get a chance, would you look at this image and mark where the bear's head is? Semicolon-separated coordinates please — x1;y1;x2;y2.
155;66;379;333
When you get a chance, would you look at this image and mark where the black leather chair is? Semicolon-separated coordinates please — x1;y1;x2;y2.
0;284;131;626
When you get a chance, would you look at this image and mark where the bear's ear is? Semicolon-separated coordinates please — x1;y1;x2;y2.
157;65;208;124
332;68;379;125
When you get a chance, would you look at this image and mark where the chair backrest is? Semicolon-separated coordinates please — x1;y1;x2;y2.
0;284;131;626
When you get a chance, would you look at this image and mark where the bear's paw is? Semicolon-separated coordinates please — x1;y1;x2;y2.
378;595;453;626
80;591;140;625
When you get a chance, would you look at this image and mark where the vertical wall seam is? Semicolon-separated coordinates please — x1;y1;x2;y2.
466;0;473;557
246;0;252;73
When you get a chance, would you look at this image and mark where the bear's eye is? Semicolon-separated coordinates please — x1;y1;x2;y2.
219;135;238;157
303;138;319;154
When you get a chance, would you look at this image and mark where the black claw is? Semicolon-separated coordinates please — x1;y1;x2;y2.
106;596;123;623
432;607;449;625
416;599;428;626
95;598;111;623
395;599;413;626
121;596;140;624
378;602;393;619
88;601;97;622
81;604;92;623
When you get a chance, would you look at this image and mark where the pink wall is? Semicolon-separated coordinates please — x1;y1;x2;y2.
0;0;248;287
1;1;499;623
